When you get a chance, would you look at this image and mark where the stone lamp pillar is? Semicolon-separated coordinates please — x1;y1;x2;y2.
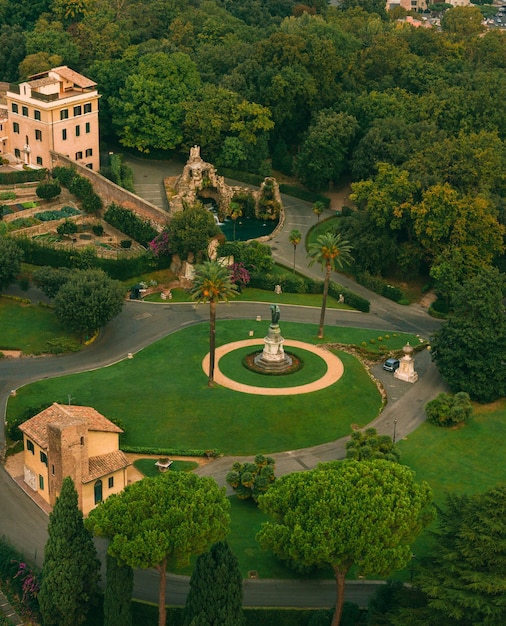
394;342;418;384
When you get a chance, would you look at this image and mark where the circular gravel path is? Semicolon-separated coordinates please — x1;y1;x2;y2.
202;339;344;396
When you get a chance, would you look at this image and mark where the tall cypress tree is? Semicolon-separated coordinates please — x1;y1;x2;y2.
38;477;100;626
183;541;245;626
104;553;133;626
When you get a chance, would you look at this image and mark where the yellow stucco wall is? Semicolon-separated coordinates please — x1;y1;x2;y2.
82;468;128;517
22;436;50;505
87;431;119;457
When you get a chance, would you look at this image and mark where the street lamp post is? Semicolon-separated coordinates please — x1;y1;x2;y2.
393;418;398;444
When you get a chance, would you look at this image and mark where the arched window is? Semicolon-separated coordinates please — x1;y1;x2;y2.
94;480;103;505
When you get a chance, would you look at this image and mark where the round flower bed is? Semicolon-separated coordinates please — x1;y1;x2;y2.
242;350;304;376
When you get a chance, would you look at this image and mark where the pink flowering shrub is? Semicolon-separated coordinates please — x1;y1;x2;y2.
149;229;170;257
229;262;250;289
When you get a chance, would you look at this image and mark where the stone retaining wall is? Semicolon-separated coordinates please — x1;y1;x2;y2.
50;152;170;227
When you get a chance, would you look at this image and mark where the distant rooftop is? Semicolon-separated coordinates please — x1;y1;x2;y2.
28;66;96;90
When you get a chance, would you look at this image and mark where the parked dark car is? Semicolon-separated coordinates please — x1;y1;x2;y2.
383;358;400;372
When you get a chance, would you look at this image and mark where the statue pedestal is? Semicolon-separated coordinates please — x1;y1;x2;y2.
394;343;418;384
254;323;292;372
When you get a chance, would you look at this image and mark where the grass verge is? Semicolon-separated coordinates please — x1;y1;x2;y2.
5;320;407;455
0;296;79;354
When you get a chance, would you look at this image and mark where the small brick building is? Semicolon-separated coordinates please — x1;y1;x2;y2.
19;403;130;516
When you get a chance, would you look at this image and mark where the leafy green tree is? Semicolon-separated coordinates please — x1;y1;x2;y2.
350;163;417;233
182;541;245;626
111;52;201;152
441;5;484;38
86;472;230;626
0;25;26;81
52;0;91;24
191;261;238;386
345;427;400;462
226;454;276;502
18;52;63;79
340;0;388;18
32;266;73;298
103;553;133;626
54;269;125;341
25;17;80;66
288;229;302;272
307;232;353;339
257;460;433;626
393;486;506;625
182;84;274;166
295;111;359;191
38;477;100;626
0;238;23;292
425;392;473;427
167;204;220;262
411;184;504;275
431;267;506;403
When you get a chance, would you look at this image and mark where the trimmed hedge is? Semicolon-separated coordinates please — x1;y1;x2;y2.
131;602;327;626
279;184;330;208
217;167;265;186
355;271;406;305
121;445;221;458
248;273;370;313
14;236;170;280
0;169;47;184
328;281;370;313
104;203;158;247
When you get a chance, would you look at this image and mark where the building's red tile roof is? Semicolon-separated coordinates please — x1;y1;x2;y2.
19;403;123;449
84;450;130;483
52;66;96;89
29;77;59;89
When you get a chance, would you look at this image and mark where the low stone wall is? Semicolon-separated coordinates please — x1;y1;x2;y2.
50;151;170;227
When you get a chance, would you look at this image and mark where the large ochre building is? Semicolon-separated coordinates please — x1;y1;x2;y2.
19;403;130;516
2;66;100;171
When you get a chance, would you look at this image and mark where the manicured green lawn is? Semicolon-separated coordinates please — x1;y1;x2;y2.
144;286;349;309
0;296;79;354
398;399;506;503
306;217;340;248
133;458;198;477
5;320;414;455
392;398;506;578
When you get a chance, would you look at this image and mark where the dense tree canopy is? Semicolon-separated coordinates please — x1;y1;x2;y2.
111;52;202;152
167;204;221;262
391;486;506;625
86;472;230;626
2;0;505;296
53;269;125;340
431;267;506;402
257;460;433;626
0;238;23;292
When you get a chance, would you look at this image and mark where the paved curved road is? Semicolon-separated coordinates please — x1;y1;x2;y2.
0;164;446;611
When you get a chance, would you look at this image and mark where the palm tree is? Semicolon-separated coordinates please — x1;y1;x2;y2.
307;232;353;339
191;261;238;386
312;201;324;223
288;229;302;273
